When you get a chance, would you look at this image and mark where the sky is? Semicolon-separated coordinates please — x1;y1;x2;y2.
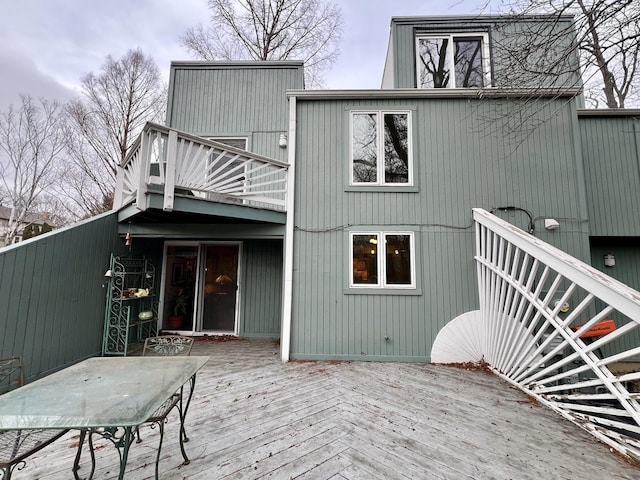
0;0;499;111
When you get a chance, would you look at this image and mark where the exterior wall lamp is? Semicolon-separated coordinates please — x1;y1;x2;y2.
603;253;615;267
544;218;560;230
279;133;288;148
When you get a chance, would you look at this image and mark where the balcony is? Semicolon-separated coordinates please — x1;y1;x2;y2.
113;123;289;215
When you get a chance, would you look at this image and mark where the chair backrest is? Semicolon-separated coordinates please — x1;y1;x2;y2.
142;336;194;357
0;356;24;395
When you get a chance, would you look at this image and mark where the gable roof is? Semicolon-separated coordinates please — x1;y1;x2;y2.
0;205;57;226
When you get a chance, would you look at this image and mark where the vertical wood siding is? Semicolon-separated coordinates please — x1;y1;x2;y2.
391;17;579;90
168;64;303;162
0;212;126;381
589;238;640;355
290;96;590;361
579;116;640;236
240;239;283;337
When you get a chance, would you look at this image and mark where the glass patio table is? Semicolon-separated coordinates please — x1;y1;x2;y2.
0;355;209;479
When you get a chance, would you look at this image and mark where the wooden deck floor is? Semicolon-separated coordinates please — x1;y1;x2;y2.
15;338;640;479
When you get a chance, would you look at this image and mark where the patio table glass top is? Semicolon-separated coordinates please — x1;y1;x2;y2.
0;356;209;430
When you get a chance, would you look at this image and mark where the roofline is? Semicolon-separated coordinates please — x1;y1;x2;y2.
170;60;304;69
577;109;640;117
390;14;575;24
287;87;582;101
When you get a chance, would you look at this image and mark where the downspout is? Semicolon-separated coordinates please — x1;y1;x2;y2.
281;95;297;362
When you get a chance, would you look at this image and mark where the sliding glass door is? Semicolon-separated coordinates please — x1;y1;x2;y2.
201;244;240;333
162;242;241;334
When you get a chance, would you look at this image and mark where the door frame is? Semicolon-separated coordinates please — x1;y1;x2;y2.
159;240;243;336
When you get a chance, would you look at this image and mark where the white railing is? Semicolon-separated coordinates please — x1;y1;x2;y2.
473;208;640;460
113;122;288;212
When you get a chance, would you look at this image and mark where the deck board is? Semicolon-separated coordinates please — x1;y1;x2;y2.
11;338;640;479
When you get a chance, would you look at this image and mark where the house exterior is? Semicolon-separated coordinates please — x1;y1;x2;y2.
1;14;639;379
0;206;56;246
284;15;593;361
123;61;304;338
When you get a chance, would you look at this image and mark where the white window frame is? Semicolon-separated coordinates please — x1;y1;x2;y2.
415;32;491;89
349;231;416;289
349;110;413;186
204;136;249;203
206;137;248;150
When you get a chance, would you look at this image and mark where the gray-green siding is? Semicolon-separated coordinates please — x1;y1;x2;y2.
579;115;640;237
290;95;591;361
0;212;126;381
167;63;304;162
386;16;580;90
240;239;283;337
590;238;640;357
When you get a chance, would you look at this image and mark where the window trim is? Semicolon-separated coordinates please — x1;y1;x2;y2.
349;110;413;187
203;136;250;204
415;32;491;89
206;136;249;150
349;231;416;289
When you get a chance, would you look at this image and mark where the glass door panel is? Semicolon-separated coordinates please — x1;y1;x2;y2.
201;244;239;332
163;245;198;331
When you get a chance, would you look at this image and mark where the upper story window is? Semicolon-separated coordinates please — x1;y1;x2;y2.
206;137;249;179
350;111;412;186
208;137;247;150
416;33;490;88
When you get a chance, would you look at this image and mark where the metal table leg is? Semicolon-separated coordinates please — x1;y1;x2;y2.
177;374;197;464
73;427;134;480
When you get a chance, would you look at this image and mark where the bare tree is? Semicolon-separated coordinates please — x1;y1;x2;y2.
0;96;67;244
181;0;343;87
503;0;640;108
66;49;166;214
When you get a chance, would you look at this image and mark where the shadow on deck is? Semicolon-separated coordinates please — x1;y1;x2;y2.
16;338;640;479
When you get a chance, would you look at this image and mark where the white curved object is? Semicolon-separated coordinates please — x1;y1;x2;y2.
431;310;484;364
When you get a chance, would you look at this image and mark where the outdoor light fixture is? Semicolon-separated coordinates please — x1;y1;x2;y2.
279;133;288;148
544;218;560;230
125;232;132;247
604;253;615;267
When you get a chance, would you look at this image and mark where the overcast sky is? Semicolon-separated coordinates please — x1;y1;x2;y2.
0;0;498;111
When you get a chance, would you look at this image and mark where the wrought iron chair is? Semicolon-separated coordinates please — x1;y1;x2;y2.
0;356;70;480
142;335;194;357
137;336;194;479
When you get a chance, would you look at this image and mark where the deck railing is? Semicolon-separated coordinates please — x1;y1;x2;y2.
473;208;640;460
113;122;288;212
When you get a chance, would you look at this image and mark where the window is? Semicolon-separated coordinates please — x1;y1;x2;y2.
351;111;412;185
205;137;249;200
416;33;490;88
208;137;247;150
350;232;415;288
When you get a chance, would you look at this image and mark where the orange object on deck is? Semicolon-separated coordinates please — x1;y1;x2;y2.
571;319;616;338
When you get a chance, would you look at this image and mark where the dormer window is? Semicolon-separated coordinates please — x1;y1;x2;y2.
416;33;490;88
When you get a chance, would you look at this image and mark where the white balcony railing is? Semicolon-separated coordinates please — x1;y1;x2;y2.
114;123;288;212
434;208;640;460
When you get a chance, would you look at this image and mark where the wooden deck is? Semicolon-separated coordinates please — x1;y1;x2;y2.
15;338;640;479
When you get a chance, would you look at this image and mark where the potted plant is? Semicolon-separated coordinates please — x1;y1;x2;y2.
167;286;191;329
